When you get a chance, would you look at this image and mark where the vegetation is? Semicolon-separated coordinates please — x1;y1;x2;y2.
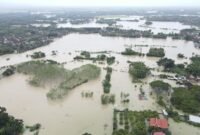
96;18;118;26
150;80;171;95
101;94;115;105
106;56;115;65
74;53;106;61
147;48;165;57
26;123;41;132
171;85;200;114
103;67;112;93
145;21;153;25
121;48;140;56
177;53;185;58
17;60;101;99
129;62;150;79
80;51;91;58
113;109;159;135
0;107;24;135
31;51;46;59
157;58;175;70
2;66;15;77
186;56;200;77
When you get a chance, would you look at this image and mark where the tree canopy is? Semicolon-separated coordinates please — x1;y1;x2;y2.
129;62;150;79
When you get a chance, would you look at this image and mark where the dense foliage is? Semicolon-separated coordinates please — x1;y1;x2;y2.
121;48;140;56
150;80;170;92
147;48;165;57
113;110;159;135
186;56;200;77
0;107;24;135
129;62;150;79
17;61;101;100
107;56;115;65
103;67;112;93
2;66;15;77
171;85;200;114
31;51;46;59
157;58;175;70
101;94;115;104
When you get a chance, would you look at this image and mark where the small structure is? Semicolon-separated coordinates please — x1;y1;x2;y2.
149;118;168;129
189;115;200;124
153;132;166;135
162;109;168;117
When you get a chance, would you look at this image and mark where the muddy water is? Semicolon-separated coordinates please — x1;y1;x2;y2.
0;34;198;67
0;33;200;135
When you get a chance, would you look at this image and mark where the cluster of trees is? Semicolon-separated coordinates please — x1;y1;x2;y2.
103;67;112;93
157;58;175;70
101;94;115;105
113;110;159;135
0;107;24;135
171;85;200;114
106;56;115;65
74;51;107;62
150;80;171;93
0;25;68;55
157;56;200;77
186;56;200;77
177;53;185;58
129;62;150;79
31;51;46;59
2;66;16;77
121;48;141;56
147;48;165;57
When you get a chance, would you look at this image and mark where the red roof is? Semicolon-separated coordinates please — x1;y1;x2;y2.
153;132;166;135
149;118;168;129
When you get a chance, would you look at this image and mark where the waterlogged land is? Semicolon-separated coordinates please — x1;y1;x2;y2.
0;10;200;135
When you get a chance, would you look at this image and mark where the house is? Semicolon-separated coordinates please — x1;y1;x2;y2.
149;118;168;129
189;115;200;124
153;132;166;135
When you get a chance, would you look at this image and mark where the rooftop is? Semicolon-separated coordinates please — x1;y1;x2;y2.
149;118;168;129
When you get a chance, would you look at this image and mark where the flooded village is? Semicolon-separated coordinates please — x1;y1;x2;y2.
0;8;200;135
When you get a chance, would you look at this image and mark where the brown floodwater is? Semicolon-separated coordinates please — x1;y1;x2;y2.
0;33;200;135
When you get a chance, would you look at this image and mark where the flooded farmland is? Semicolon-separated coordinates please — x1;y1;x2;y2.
0;31;200;135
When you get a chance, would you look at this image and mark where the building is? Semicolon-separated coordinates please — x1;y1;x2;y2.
189;115;200;124
153;132;166;135
149;118;168;129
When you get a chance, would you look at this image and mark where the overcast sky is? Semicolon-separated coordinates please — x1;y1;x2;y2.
1;0;200;7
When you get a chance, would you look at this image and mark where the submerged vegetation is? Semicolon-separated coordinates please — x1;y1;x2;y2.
113;109;159;135
103;67;112;94
2;66;16;77
31;51;46;59
150;80;171;95
121;48;141;56
147;48;165;57
0;107;24;135
171;85;200;114
17;60;100;99
101;94;115;105
129;62;150;79
186;56;200;77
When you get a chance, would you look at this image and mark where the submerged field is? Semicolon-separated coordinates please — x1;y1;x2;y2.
0;33;199;135
17;60;101;100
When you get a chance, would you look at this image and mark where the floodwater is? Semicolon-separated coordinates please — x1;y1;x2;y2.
0;33;200;135
56;16;193;34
